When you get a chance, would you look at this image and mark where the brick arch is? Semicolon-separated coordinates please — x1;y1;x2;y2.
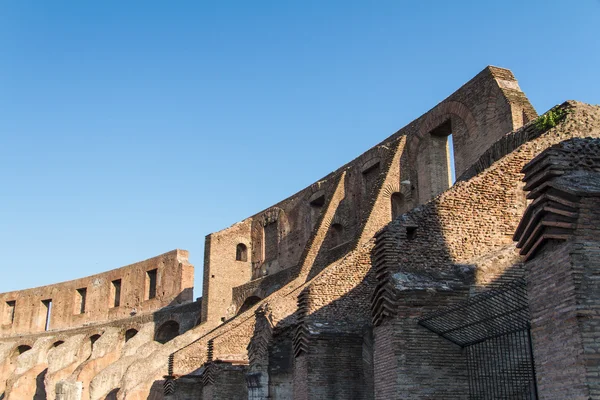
408;101;478;203
237;295;263;315
408;101;478;160
380;182;411;201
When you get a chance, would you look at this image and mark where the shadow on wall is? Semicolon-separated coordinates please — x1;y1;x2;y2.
105;388;119;400
34;368;47;400
150;288;202;346
227;188;531;399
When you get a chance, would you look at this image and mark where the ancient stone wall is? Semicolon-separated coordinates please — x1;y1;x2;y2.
513;138;600;399
0;250;193;337
369;105;600;398
201;66;533;331
5;67;598;400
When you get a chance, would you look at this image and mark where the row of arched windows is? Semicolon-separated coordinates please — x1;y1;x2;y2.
9;323;176;364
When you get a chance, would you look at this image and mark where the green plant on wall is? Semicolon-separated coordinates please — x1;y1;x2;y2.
535;106;569;131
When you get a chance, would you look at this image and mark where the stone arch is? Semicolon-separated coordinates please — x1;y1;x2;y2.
125;328;138;342
237;296;263;315
89;334;102;353
309;189;326;207
381;182;412;220
15;344;31;355
10;344;31;363
155;320;180;344
409;101;478;203
89;334;101;344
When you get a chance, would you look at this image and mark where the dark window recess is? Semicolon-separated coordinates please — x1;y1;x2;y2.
125;328;138;342
391;192;406;220
90;334;101;351
112;279;122;307
309;194;325;207
53;340;64;348
362;160;381;193
406;226;417;240
155;320;179;344
237;296;262;315
236;243;248;261
147;269;158;299
76;288;87;314
264;222;278;262
6;300;15;324
17;345;31;355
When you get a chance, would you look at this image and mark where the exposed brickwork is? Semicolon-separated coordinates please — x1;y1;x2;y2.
3;67;600;400
514;138;600;399
0;250;194;337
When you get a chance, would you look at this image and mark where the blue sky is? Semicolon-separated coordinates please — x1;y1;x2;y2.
1;1;599;295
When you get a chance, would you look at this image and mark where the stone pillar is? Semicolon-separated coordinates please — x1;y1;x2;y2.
514;138;600;399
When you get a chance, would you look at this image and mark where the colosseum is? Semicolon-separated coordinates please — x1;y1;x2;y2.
2;66;600;400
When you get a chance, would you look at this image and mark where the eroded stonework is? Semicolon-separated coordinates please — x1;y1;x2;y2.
2;66;600;400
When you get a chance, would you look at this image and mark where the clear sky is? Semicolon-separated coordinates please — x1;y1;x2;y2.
1;1;599;295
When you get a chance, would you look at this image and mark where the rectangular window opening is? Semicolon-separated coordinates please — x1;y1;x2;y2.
111;279;122;308
76;288;87;314
5;301;15;324
264;222;278;262
147;269;157;300
42;299;52;331
429;120;456;195
406;226;418;241
448;133;456;184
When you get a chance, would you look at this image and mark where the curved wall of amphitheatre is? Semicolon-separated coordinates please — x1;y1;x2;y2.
0;249;194;337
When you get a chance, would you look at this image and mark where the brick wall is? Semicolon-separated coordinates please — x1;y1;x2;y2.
0;249;193;337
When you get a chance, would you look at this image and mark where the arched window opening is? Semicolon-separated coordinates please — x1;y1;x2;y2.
125;328;138;342
155;320;180;344
237;296;262;315
236;243;248;262
11;345;31;363
429;120;456;197
330;223;344;248
52;340;64;348
391;192;406;220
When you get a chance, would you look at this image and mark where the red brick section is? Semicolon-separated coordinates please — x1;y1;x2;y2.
515;138;600;399
370;106;600;398
167;98;598;399
9;69;600;400
0;249;194;336
201;65;532;331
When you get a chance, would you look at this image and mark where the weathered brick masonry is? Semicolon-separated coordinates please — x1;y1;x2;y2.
1;67;599;400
